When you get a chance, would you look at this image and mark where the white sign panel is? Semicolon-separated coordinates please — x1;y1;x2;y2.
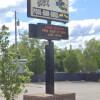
27;0;69;23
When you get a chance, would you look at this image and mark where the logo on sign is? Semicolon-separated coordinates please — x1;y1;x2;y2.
37;0;50;7
56;0;68;19
36;0;68;19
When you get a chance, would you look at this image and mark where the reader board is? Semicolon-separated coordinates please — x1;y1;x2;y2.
27;0;69;23
29;23;68;40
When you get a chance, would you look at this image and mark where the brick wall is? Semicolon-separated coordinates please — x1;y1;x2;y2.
24;93;75;100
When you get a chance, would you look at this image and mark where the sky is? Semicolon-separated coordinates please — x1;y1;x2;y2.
0;0;100;49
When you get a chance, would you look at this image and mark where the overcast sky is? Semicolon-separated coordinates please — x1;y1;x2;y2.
0;0;100;49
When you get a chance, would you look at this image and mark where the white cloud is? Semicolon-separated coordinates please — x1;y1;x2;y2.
0;0;77;23
5;18;100;49
68;19;100;37
54;18;100;49
89;19;100;34
6;11;14;17
29;19;41;24
1;0;100;49
9;34;21;46
82;35;100;43
76;36;83;42
68;19;100;49
0;19;15;33
69;0;77;12
69;0;76;6
69;7;77;12
0;0;26;22
0;18;43;46
0;0;23;8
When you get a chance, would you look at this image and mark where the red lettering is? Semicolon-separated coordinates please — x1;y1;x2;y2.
54;26;64;31
45;25;53;29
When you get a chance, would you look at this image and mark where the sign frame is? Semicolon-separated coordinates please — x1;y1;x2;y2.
27;0;69;23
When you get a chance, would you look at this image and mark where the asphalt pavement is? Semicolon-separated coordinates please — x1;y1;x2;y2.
0;81;100;100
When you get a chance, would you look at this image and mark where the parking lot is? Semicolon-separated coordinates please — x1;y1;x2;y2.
0;81;100;100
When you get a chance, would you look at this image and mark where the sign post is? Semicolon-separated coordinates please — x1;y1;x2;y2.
25;0;75;99
45;20;54;94
45;40;54;94
27;0;69;95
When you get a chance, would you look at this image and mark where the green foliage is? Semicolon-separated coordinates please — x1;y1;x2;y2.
54;47;67;72
0;25;33;100
63;50;80;74
74;48;85;72
55;39;100;74
26;48;45;75
9;31;40;59
83;38;100;72
8;28;100;75
84;57;98;72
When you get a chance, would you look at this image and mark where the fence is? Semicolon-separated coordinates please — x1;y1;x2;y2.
30;72;100;82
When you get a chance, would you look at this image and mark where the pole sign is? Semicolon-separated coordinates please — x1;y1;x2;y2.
29;23;68;40
27;0;69;23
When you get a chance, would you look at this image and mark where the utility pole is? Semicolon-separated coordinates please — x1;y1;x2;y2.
15;11;17;50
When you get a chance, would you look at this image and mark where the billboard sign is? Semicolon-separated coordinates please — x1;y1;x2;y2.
27;0;69;23
29;23;68;40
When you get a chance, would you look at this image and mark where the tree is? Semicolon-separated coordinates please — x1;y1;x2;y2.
54;46;68;72
63;50;80;74
0;25;33;100
83;39;100;72
84;56;98;72
9;31;40;59
74;48;85;72
26;48;45;75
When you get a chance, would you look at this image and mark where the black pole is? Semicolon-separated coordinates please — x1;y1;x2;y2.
45;20;54;94
47;19;51;24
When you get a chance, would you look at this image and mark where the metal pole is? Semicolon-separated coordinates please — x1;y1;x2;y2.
47;19;51;25
15;11;17;50
45;20;54;94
